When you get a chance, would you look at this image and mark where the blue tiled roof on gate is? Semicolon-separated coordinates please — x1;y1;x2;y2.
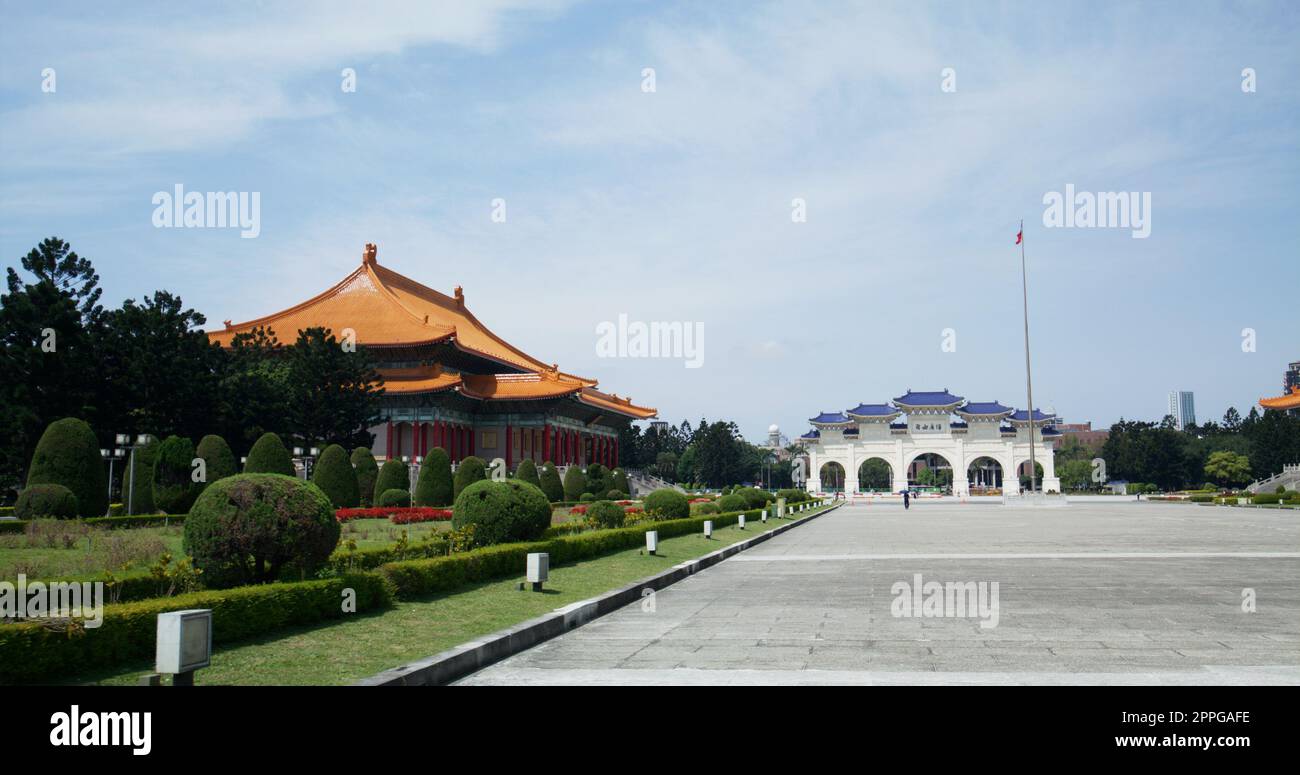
1010;409;1055;422
809;411;851;424
958;401;1014;415
845;403;897;417
893;389;964;406
800;430;820;440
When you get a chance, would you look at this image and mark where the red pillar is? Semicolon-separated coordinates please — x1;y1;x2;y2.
386;420;393;458
505;423;513;469
543;424;551;463
468;425;475;458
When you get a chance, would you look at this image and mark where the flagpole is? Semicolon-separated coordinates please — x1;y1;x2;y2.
1019;218;1038;495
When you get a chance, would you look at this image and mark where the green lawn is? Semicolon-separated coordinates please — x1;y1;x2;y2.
80;508;825;686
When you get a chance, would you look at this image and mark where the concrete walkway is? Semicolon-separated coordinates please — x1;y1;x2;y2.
457;500;1300;685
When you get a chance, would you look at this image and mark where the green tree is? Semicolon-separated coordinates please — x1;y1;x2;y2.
375;458;409;498
25;417;107;517
538;461;564;502
514;458;540;488
454;456;486;497
562;465;586;501
351;447;379;506
311;444;360;508
415;448;453;506
285;327;384;450
195;434;238;488
1203;450;1251;488
125;436;160;514
217;326;291;451
244;432;295;476
151;435;201;514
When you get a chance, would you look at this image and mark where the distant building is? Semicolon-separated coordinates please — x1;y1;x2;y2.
1167;391;1195;430
1259;360;1300;416
1286;361;1300;393
1055;421;1109;451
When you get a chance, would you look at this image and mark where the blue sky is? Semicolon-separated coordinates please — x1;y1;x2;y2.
2;1;1297;442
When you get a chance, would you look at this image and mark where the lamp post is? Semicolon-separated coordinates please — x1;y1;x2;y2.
293;447;320;481
404;455;423;499
100;443;126;516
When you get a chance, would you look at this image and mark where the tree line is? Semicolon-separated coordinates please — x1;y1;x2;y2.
1;237;384;500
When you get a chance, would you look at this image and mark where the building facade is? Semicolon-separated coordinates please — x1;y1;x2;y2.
1259;360;1300;416
802;390;1061;496
208;243;656;466
1167;390;1195;430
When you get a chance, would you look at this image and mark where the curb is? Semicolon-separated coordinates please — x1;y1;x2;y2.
356;501;843;686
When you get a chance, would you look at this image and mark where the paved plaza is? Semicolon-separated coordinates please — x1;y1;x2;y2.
459;499;1300;685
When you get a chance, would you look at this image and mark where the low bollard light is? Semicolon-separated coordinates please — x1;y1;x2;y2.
526;552;549;592
646;530;658;555
156;609;212;686
761;508;768;523
738;514;746;530
704;520;713;539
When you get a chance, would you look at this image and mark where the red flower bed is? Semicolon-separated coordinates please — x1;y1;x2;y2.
569;505;588;515
623;506;643;514
336;507;453;524
689;497;712;504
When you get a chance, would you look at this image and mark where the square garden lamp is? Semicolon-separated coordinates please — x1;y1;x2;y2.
155;609;212;686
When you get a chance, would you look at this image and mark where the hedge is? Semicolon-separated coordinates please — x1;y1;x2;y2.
0;572;393;684
0;498;829;683
0;513;182;535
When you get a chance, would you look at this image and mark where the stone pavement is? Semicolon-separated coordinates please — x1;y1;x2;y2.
457;500;1300;685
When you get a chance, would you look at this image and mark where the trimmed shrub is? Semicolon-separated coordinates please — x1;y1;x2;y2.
454;456;487;497
718;493;748;513
351;447;379;506
243;432;294;476
563;465;586;501
125;437;160;515
611;467;630;495
378;488;412;507
579;492;595;502
451;479;551;547
515;458;541;488
195;434;237;487
151;435;201;515
606;489;623;499
777;488;809;503
737;487;773;509
587;500;626;529
25;417;106;518
538;461;564;502
1252;493;1283;505
584;463;610;497
691;501;719;515
415;448;453;506
14;484;79;519
183;474;340;588
312;444;360;509
644;488;690;520
374;459;409;499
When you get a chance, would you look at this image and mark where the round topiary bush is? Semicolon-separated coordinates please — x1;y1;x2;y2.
454;455;487;497
183;473;340;588
717;493;748;513
579;492;595;502
25;417;106;518
451;479;551;546
152;435;201;515
514;458;541;488
378;488;411;508
415;448;453;506
563;465;586;501
14;483;79;519
606;489;623;499
737;488;771;510
644;488;690;520
195;434;238;486
587;500;626;529
374;459;409;498
243;432;294;476
311;444;359;509
692;501;719;515
351;447;379;506
584;463;610;497
538;462;564;502
611;468;630;495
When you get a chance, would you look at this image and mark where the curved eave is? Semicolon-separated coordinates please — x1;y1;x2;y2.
577;388;658;419
847;412;901;422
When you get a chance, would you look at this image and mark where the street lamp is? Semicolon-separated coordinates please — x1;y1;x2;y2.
404;455;423;498
100;445;126;515
292;447;320;480
122;433;153;516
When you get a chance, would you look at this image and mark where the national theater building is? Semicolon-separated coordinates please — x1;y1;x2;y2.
208;243;656;467
802;390;1062;496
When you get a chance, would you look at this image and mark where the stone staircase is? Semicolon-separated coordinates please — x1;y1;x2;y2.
1247;463;1300;494
625;468;685;497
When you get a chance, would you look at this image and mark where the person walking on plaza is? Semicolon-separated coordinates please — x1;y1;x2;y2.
903;490;910;510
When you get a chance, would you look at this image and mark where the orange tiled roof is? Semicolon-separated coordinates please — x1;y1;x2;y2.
205;243;656;417
1260;386;1300;410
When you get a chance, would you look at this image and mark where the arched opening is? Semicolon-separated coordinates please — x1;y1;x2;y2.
1017;460;1045;492
819;461;845;492
857;458;892;492
966;456;1004;495
908;453;953;494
